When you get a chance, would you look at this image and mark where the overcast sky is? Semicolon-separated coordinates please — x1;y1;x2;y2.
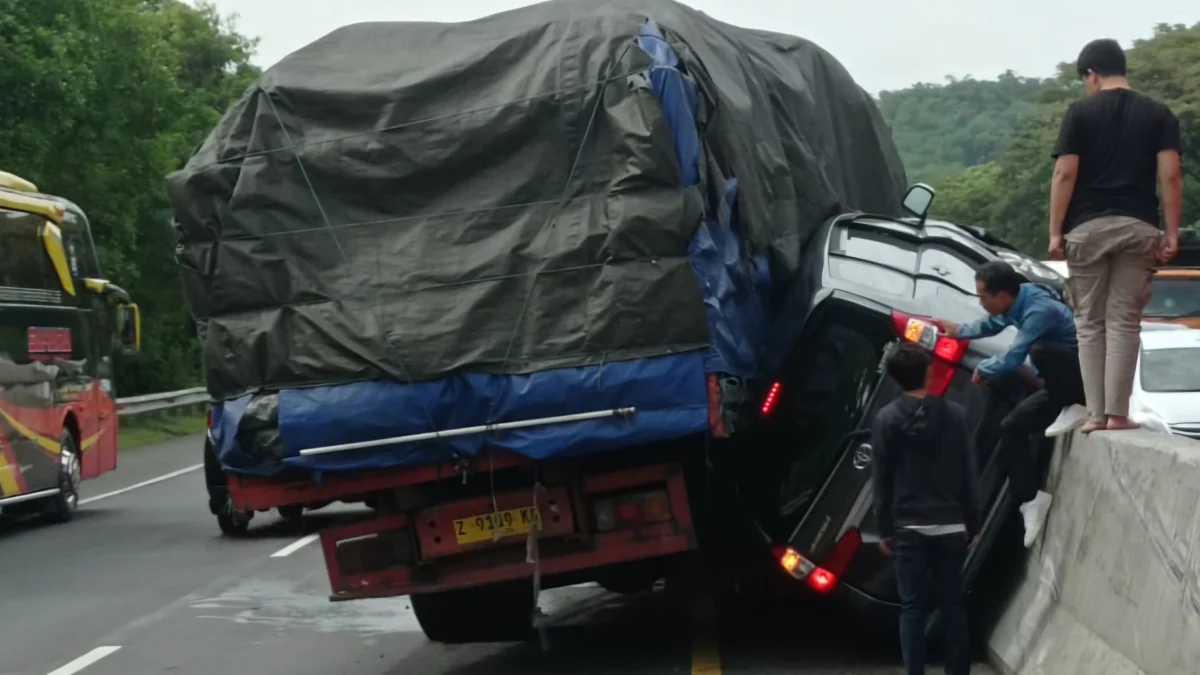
203;1;1198;93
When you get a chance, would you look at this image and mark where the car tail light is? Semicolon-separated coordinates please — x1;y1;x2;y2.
774;545;816;580
593;490;672;533
808;568;837;592
206;410;213;429
760;381;782;416
772;528;862;594
805;528;862;594
891;310;968;396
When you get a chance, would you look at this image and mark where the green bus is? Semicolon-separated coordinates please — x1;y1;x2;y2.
0;170;140;521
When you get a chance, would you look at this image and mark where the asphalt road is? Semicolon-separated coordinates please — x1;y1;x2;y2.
0;435;997;675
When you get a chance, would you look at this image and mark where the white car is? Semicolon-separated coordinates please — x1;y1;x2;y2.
1041;260;1069;278
1131;328;1200;440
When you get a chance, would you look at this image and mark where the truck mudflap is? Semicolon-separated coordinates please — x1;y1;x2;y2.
318;462;696;600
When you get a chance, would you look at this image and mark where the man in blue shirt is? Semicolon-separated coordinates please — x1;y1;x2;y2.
934;262;1085;548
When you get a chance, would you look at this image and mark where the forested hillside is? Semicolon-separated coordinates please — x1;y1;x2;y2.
884;23;1200;255
0;0;258;394
878;73;1049;183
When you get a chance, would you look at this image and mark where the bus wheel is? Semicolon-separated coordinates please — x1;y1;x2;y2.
48;433;82;523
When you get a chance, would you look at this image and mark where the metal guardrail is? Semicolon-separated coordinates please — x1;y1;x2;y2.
116;387;209;416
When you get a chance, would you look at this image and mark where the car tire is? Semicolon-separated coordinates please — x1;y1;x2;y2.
277;504;304;521
46;432;82;523
410;583;533;643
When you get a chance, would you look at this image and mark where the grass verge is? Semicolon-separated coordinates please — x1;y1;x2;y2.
120;412;208;451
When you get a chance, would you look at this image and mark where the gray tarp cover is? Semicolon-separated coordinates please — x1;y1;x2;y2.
169;0;907;400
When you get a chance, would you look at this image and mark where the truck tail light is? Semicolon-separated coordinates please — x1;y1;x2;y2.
593;490;672;533
891;310;968;396
760;381;782;416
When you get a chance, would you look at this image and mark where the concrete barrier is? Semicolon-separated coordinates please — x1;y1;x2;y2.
987;430;1200;675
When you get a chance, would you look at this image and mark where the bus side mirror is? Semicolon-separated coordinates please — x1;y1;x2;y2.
117;303;141;356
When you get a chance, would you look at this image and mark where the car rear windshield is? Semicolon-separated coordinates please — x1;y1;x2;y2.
1145;278;1200;319
1141;347;1200;393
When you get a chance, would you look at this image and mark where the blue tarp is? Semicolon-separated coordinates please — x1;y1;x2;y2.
211;21;766;475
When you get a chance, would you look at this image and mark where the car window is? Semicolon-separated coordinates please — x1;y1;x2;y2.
1145;279;1200;320
1141;347;1200;393
0;211;57;291
918;245;979;296
828;257;915;297
831;225;918;273
774;312;893;519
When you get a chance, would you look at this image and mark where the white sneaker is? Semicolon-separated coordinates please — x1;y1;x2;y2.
1045;404;1088;438
1019;491;1053;548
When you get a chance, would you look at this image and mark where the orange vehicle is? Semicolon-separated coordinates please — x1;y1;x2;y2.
1145;266;1200;329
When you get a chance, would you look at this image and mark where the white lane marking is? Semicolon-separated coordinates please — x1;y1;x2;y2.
47;646;122;675
79;464;203;505
270;533;320;558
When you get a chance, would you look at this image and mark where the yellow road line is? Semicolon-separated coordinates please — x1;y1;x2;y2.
690;596;722;675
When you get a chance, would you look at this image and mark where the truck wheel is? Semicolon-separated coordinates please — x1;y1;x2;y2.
217;511;251;535
277;504;304;520
47;432;82;523
410;583;533;644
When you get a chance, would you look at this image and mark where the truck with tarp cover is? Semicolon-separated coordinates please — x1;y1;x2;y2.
169;0;907;642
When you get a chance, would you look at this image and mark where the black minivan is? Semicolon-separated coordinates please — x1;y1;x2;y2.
725;186;1063;617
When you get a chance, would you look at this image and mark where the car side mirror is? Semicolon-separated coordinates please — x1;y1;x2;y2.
117;303;141;356
902;184;936;225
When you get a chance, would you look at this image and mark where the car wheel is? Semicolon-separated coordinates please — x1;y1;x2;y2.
47;432;82;523
277;504;304;521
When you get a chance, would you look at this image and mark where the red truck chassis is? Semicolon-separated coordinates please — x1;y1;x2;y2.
227;452;696;600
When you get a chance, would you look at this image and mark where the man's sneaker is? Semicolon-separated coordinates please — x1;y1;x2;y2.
1045;404;1088;438
1019;491;1053;548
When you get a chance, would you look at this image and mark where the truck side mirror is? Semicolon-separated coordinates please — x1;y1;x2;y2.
117;303;141;356
902;184;936;225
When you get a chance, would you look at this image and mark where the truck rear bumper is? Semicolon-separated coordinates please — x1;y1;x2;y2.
318;463;696;600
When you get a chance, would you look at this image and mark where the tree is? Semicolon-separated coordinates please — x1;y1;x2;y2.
877;72;1050;184
0;0;259;393
932;23;1200;255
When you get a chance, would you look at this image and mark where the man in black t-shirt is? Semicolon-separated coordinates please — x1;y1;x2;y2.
1047;38;1183;433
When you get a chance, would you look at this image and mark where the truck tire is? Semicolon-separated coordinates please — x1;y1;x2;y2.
410;583;533;644
205;436;252;535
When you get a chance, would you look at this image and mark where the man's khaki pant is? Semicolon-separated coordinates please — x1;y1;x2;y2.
1065;216;1159;420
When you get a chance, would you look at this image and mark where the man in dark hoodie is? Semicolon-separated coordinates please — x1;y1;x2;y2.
873;343;980;675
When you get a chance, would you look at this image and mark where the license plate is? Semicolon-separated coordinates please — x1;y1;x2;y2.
454;507;542;545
